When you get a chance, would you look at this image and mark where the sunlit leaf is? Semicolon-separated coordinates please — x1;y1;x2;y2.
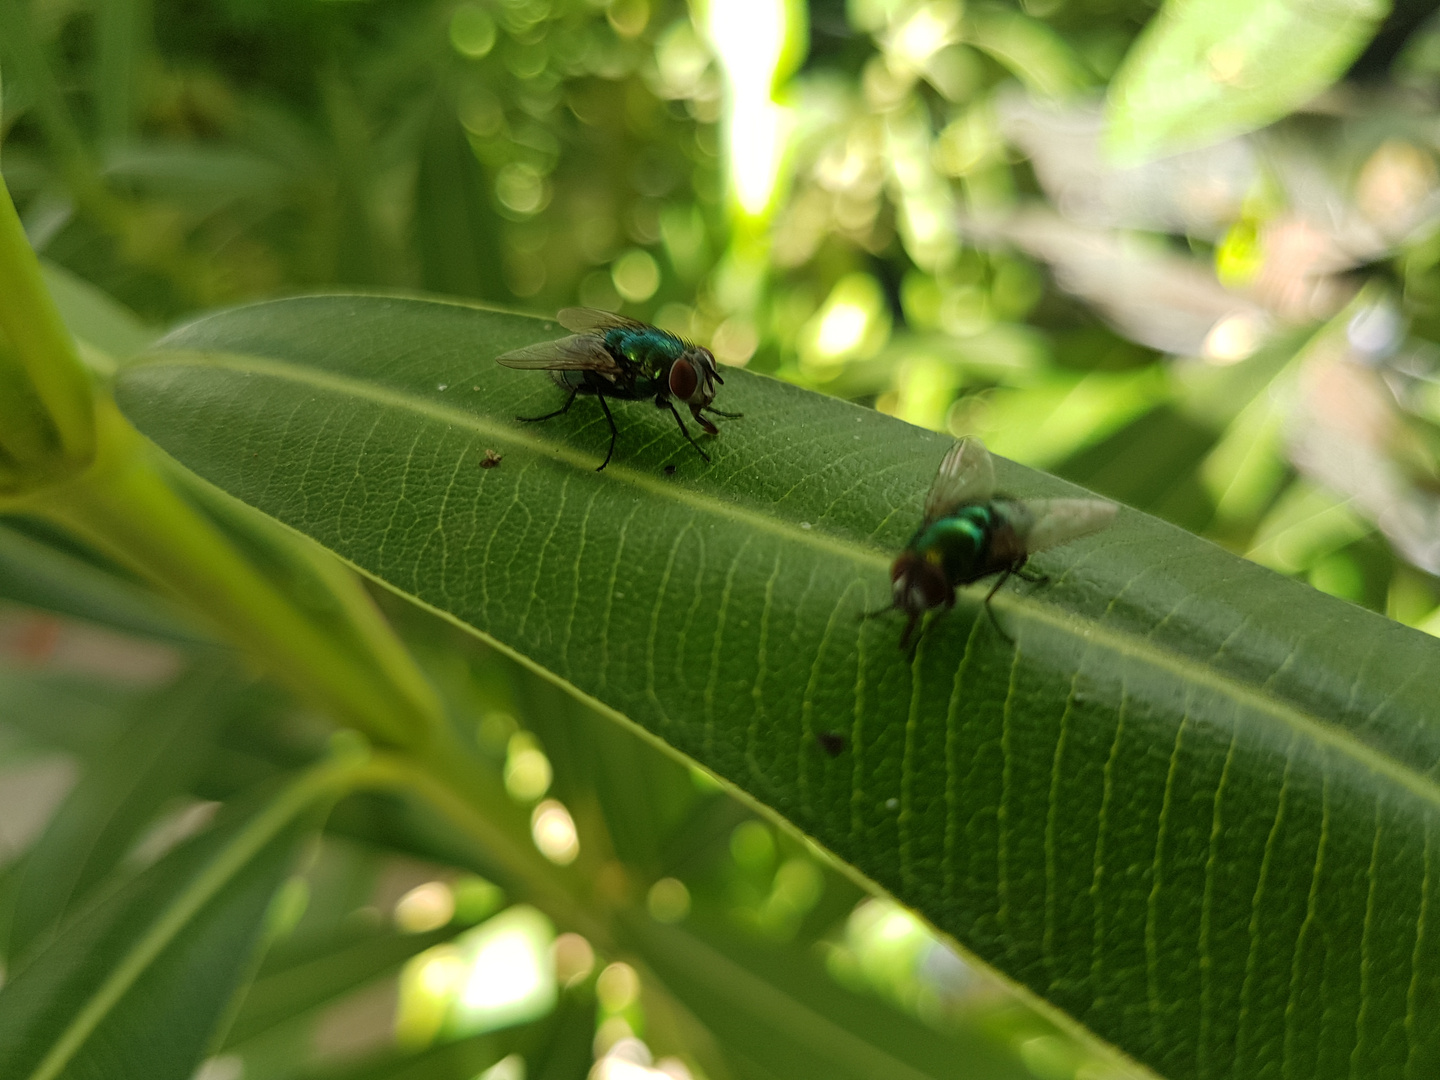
1106;0;1389;160
116;295;1440;1079
627;916;1035;1080
225;923;458;1048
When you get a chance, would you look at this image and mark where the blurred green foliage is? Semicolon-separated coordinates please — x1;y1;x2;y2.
4;0;1440;1076
6;0;1440;625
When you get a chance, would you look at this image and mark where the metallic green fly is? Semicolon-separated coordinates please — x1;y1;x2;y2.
871;438;1116;647
497;308;741;470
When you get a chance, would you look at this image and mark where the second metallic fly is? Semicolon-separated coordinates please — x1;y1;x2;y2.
497;309;740;470
873;438;1117;647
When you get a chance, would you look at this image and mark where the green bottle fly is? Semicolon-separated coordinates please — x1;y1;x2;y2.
496;308;741;470
877;439;1116;647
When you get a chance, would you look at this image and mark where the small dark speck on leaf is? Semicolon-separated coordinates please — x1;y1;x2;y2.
816;732;847;757
480;449;503;469
664;464;676;476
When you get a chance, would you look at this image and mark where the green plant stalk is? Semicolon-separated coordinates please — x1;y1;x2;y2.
0;144;94;467
4;398;443;748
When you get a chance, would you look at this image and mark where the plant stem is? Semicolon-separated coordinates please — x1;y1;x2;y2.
0;134;94;468
7;399;445;748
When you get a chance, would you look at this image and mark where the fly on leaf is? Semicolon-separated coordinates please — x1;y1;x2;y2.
869;438;1116;648
497;309;741;470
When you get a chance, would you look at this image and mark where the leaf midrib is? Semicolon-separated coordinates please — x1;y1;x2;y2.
131;350;1440;810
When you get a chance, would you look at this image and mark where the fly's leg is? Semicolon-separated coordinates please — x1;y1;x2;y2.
898;609;921;650
518;387;579;424
702;407;744;419
1013;556;1048;586
663;399;712;463
596;392;620;471
982;568;1016;643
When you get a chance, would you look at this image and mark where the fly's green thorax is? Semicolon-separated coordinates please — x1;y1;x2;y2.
604;326;684;378
910;500;1033;585
910;504;994;580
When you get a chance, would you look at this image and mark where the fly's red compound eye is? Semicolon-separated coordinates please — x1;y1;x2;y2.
669;357;698;400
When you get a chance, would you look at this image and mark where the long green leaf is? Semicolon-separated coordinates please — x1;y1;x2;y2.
0;666;148;759
626;915;1033;1080
1106;0;1389;159
0;764;336;1080
116;295;1440;1080
225;924;457;1048
5;664;241;960
0;521;202;641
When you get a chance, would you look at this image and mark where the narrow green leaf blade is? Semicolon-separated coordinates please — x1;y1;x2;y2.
626;916;1033;1080
0;521;203;642
116;296;1440;1080
225;924;456;1048
1106;0;1389;160
0;667;149;760
5;664;241;959
0;774;321;1080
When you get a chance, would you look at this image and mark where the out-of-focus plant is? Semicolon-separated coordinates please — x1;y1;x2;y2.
5;0;1440;1078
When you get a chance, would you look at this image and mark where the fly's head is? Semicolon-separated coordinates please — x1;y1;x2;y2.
669;347;723;433
889;549;951;647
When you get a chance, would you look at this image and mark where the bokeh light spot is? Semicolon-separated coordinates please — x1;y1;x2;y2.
596;961;641;1012
817;303;867;355
580;270;623;311
450;4;497;58
395;880;455;933
552;931;596;986
612;249;661;302
452;875;505;925
711;317;758;365
496;163;550;216
608;0;650;38
646;877;691;923
1203;312;1263;365
478;1053;526;1080
729;820;775;872
504;733;553;802
531;799;580;864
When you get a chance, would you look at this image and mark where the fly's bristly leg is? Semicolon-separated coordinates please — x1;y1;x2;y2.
595;393;620;471
898;610;921;651
518;388;580;424
703;407;744;419
982;568;1016;643
1014;557;1048;586
664;400;712;463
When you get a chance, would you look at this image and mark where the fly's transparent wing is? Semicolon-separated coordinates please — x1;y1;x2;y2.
1018;498;1117;553
557;308;648;334
496;335;622;376
923;438;995;524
